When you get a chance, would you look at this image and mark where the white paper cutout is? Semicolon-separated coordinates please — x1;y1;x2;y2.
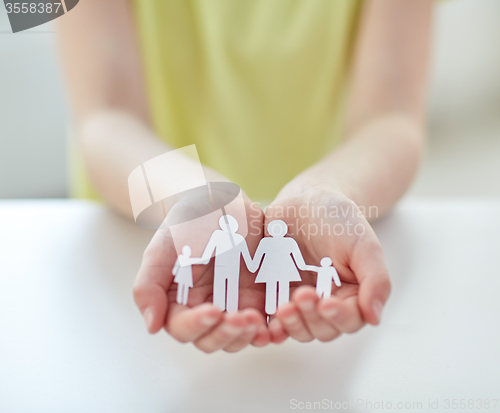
250;220;308;315
172;245;207;305
173;218;340;312
200;215;253;313
306;257;341;299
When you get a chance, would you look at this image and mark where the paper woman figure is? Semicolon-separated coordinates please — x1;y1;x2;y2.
250;220;309;315
172;245;206;305
306;257;341;299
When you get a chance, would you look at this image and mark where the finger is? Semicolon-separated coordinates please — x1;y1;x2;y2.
252;324;271;347
275;302;314;343
268;317;289;344
133;283;168;334
194;312;247;353
351;235;391;325
223;309;263;353
133;228;177;333
137;227;177;288
318;295;366;334
166;303;223;343
292;286;341;342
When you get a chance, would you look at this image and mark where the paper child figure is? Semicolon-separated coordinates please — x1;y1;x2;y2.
250;220;308;315
201;215;253;312
307;257;341;299
172;245;206;305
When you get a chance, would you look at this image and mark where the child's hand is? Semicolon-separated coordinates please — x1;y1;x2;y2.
265;184;391;343
133;191;274;353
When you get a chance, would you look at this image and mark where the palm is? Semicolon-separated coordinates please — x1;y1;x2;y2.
267;191;366;287
263;188;390;342
134;189;271;352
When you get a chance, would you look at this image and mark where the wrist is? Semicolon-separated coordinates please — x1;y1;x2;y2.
274;171;355;206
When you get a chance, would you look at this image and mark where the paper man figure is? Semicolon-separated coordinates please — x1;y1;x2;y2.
307;257;341;299
201;215;253;312
172;245;206;305
251;220;308;315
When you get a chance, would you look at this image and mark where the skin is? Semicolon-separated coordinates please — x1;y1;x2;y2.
57;0;433;352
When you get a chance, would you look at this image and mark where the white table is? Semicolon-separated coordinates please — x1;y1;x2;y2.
0;200;499;413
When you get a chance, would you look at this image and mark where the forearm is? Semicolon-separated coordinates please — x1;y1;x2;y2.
57;1;227;219
331;114;424;217
277;0;431;219
79;109;227;219
276;112;425;219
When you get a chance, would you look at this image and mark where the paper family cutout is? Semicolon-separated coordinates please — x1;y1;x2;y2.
172;215;341;315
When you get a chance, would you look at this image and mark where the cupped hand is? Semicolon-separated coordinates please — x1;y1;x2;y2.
133;187;273;353
265;185;391;343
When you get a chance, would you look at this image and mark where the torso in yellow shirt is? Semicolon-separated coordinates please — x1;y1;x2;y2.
75;0;361;202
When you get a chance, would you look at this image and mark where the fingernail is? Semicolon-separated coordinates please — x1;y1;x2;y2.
221;323;243;335
373;300;384;322
200;315;219;327
284;314;298;325
298;300;315;312
144;307;154;331
320;306;339;319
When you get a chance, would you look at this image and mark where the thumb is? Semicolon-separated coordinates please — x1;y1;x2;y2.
133;227;176;333
133;283;168;333
351;238;391;325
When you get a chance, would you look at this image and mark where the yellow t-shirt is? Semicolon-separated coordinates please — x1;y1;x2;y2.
74;0;361;202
